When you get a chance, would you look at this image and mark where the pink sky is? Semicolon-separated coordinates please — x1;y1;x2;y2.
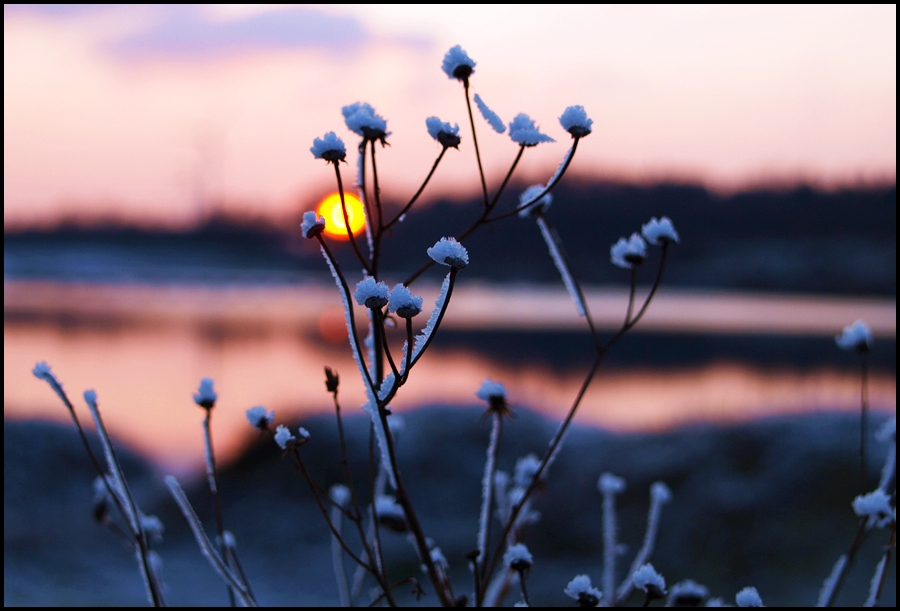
4;5;896;228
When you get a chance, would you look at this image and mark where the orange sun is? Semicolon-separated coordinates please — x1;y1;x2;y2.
316;193;366;239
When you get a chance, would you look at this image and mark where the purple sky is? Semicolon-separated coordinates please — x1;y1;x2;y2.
4;5;896;228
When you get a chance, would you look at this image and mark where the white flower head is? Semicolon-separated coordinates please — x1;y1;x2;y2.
518;184;552;218
508;113;555;146
310;131;346;163
835;319;873;352
300;210;326;239
427;237;469;268
246;406;274;431
503;542;533;572
474;94;506;133
375;495;407;532
559;105;593;138
668;580;709;606
442;45;475;81
598;472;626;494
274;424;295;450
852;489;894;525
425;117;461;148
354;276;390;309
642;217;679;245
514;453;541;488
193;377;217;409
343;102;389;142
388;284;423;318
735;586;763;607
610;233;647;269
330;484;351;508
564;574;602;607
650;481;672;504
632;563;666;597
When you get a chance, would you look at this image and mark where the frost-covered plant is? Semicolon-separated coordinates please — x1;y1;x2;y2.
30;42;892;608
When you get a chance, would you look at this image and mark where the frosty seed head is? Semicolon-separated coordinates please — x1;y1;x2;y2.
508;113;555;147
559;105;593;138
246;406;274;431
193;377;217;409
835;319;873;353
83;389;98;405
375;495;408;532
388;284;424;318
274;425;308;451
425;117;461;149
632;563;666;599
650;481;672;504
852;489;894;525
300;210;326;239
564;574;602;607
427;237;469;268
598;472;626;494
668;580;709;606
330;484;351;508
342;102;389;144
514;453;542;488
442;45;476;82
610;233;647;269
354;276;390;309
503;542;533;573
477;377;511;419
735;586;763;607
642;216;679;245
310;131;347;164
518;184;553;218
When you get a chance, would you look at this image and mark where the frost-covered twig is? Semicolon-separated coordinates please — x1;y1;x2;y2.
164;476;256;606
599;473;626;604
615;482;672;605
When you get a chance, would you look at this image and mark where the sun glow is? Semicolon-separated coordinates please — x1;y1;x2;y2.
316;193;366;239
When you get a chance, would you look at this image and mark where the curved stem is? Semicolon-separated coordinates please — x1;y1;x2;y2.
203;409;236;606
626;267;637;325
334;163;372;275
376;309;401;381
486;137;580;223
384;148;447;231
370;142;384;232
464;80;489;207
409;269;458;370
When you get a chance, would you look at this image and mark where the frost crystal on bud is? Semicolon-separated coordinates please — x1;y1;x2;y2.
852;489;894;524
518;184;552;218
246;406;274;431
193;377;217;409
300;210;326;239
442;45;475;81
375;495;407;532
564;574;602;607
508;113;555;146
632;563;666;597
642;217;679;245
735;586;763;607
559;105;593;138
474;94;506;134
342;102;389;142
835;319;873;352
274;424;295;450
354;277;390;309
388;284;423;318
310;131;347;163
650;481;672;504
330;484;351;508
425;117;461;148
32;361;52;379
610;233;647;269
427;237;469;268
83;389;98;405
669;580;709;606
503;543;533;572
598;472;626;494
477;377;510;418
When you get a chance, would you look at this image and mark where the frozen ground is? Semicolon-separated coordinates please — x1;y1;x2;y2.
4;407;895;606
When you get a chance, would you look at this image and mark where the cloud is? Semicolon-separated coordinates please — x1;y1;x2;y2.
6;4;384;59
109;5;372;59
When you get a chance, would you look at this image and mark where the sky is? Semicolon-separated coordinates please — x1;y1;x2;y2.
4;4;896;228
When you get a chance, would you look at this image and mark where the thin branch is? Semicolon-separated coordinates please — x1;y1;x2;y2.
334;162;373;275
464;80;489;207
202;408;236;606
384;148;447;231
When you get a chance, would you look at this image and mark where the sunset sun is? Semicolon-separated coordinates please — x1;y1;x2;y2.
316;193;366;239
